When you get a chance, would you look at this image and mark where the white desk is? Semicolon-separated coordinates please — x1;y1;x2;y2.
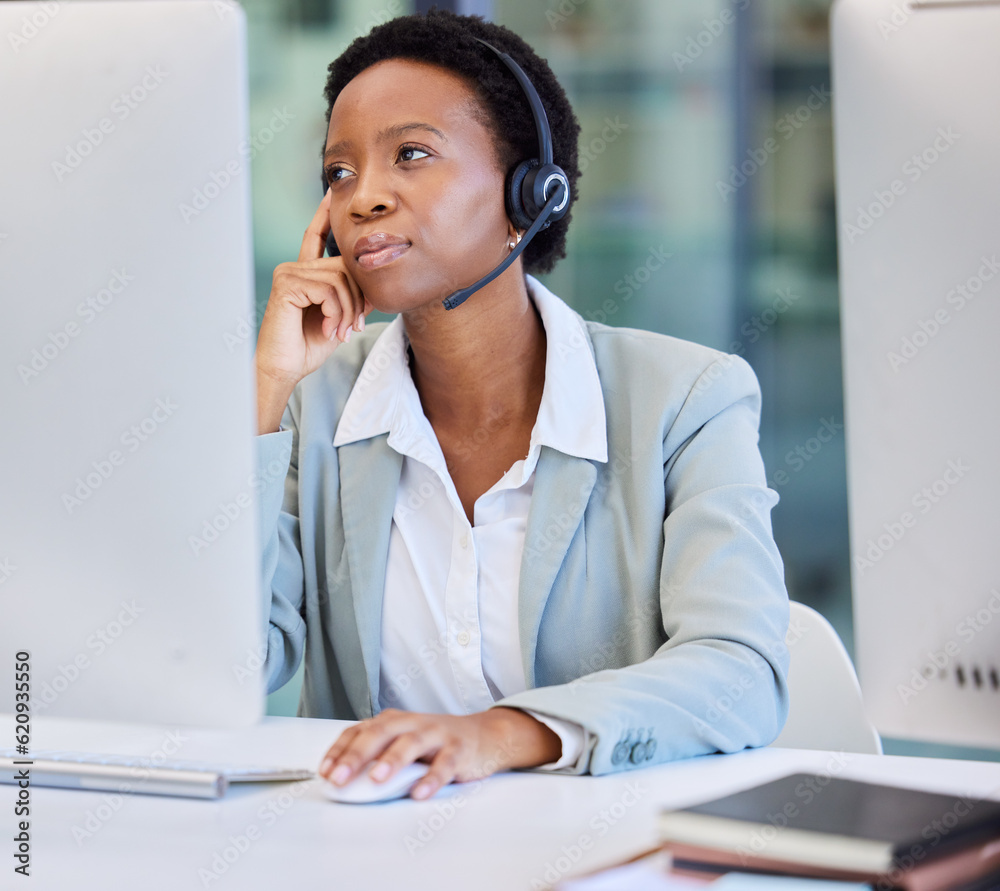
4;714;1000;891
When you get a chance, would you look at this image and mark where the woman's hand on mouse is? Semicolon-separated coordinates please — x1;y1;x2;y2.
254;188;371;433
317;707;563;800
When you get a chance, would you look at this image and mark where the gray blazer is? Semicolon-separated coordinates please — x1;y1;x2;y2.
257;304;790;776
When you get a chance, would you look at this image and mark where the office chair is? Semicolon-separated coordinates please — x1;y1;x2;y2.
769;600;883;755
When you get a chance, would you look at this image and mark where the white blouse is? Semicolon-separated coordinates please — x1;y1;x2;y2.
331;281;609;770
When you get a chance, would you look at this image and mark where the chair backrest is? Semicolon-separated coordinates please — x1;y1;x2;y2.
769;601;883;755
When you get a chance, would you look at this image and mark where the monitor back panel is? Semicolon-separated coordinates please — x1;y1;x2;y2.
832;0;1000;748
0;0;264;727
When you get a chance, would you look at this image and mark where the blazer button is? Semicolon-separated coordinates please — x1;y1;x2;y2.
629;741;647;764
612;742;629;766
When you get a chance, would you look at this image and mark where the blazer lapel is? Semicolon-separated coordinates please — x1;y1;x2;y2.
337;435;402;718
518;447;597;687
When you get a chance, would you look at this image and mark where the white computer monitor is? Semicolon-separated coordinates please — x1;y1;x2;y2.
0;0;264;727
832;0;1000;749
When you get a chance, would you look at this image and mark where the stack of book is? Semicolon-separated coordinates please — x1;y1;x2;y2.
659;773;1000;890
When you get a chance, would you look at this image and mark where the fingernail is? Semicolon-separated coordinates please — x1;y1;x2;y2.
358;314;366;332
331;764;351;785
319;757;333;776
343;327;353;343
411;782;431;799
369;762;390;781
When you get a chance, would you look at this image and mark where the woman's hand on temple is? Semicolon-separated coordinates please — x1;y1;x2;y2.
254;189;371;432
317;707;563;800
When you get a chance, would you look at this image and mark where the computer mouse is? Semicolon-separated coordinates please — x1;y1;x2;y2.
321;762;431;804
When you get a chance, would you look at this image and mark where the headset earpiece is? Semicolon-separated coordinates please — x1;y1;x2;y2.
518;162;570;229
506;159;569;233
505;159;539;232
475;39;571;235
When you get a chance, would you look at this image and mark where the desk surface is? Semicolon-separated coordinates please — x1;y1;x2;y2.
3;715;1000;891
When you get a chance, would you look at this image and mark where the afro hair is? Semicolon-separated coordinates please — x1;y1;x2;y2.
322;9;581;275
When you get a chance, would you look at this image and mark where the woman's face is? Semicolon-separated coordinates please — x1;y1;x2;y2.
323;59;513;315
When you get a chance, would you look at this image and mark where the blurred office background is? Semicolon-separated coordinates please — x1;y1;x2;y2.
243;0;997;762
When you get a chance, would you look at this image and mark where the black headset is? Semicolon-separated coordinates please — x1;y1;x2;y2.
320;37;570;311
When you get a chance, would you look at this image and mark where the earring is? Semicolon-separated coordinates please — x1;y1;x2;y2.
508;230;523;252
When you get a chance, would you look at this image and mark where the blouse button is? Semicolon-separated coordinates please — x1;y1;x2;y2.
456;630;471;646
